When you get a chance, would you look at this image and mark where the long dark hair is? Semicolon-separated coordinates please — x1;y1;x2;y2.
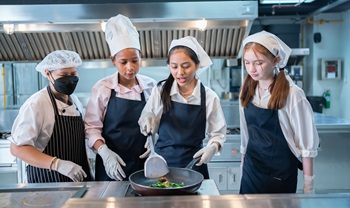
158;45;200;113
240;42;290;110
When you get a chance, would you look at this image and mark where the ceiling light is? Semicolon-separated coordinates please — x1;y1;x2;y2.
260;0;315;4
3;24;15;35
100;21;107;32
196;18;207;31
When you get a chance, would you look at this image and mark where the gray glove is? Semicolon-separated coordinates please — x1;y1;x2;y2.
303;175;315;194
98;144;126;181
139;138;150;159
56;159;87;182
193;143;219;166
139;112;156;136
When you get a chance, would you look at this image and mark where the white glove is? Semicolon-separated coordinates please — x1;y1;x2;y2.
98;144;126;181
139;139;150;159
193;143;219;166
140;134;159;159
139;112;156;136
56;159;87;182
303;175;315;194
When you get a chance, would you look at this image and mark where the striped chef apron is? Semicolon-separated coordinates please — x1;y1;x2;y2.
26;86;91;183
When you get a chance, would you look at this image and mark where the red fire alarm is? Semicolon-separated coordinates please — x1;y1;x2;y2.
320;59;342;80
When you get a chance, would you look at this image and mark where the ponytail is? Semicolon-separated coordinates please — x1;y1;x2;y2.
240;74;257;108
157;74;174;113
268;69;289;110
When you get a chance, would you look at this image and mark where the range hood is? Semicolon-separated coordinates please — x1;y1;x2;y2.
288;48;310;65
0;1;258;65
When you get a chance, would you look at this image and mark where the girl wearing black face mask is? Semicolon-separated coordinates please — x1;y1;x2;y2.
49;71;79;96
9;50;92;183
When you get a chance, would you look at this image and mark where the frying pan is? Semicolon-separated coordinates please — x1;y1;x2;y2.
129;157;203;196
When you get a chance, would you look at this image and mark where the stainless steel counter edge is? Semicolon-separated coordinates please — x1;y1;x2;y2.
62;193;350;208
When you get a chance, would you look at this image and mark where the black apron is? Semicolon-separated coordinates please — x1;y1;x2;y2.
239;102;301;194
26;86;91;183
155;84;209;179
95;90;147;181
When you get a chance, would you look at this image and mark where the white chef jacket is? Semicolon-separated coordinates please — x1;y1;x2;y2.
138;78;227;149
84;72;156;149
8;87;84;151
240;75;319;159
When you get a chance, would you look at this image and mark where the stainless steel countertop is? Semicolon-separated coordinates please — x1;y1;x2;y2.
0;180;219;207
62;193;350;208
314;113;350;133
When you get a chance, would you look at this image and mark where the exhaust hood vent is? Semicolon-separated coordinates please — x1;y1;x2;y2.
0;1;258;63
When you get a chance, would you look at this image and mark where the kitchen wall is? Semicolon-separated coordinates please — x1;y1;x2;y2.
304;11;350;120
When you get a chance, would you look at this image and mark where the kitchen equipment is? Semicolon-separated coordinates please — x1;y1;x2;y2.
129;157;203;196
144;133;169;179
0;1;258;62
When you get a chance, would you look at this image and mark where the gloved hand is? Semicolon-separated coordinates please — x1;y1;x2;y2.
139;139;150;159
139;134;158;159
139;112;156;136
303;175;315;194
98;144;126;181
193;143;219;166
56;159;87;182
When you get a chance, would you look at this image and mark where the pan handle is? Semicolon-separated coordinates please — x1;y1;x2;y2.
185;157;201;169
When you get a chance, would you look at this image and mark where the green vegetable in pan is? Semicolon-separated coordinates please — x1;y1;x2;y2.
149;177;184;188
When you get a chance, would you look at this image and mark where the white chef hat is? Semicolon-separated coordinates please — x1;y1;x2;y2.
242;30;291;69
35;50;82;77
105;14;140;57
169;36;212;75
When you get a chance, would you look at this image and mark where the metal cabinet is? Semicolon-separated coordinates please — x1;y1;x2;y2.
208;162;241;194
0;139;18;184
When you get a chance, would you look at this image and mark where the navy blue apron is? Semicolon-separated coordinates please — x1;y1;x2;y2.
27;86;91;183
239;102;301;194
155;83;209;179
95;89;147;181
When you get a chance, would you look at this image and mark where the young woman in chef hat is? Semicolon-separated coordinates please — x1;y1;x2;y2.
138;36;226;179
239;31;319;194
84;15;156;181
9;50;91;183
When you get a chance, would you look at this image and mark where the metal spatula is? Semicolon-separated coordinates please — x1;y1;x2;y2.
144;133;169;178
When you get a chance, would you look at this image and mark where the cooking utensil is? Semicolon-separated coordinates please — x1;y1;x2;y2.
144;133;169;178
129;157;203;196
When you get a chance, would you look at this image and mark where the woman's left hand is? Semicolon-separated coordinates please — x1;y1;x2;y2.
193;143;219;166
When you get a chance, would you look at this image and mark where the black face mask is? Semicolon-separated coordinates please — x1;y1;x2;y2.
50;73;79;95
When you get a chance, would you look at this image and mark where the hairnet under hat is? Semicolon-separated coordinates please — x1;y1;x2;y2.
242;30;291;68
105;14;141;57
35;50;82;77
169;36;212;75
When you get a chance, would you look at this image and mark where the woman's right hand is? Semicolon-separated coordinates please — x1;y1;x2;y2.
97;144;126;181
56;159;87;182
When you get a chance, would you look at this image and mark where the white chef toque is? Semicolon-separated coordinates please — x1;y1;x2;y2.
105;14;141;57
169;36;213;75
35;50;82;77
242;30;292;69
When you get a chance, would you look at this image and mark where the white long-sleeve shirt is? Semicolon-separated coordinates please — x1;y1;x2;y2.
240;75;319;159
8;87;84;151
84;72;156;149
138;78;227;148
